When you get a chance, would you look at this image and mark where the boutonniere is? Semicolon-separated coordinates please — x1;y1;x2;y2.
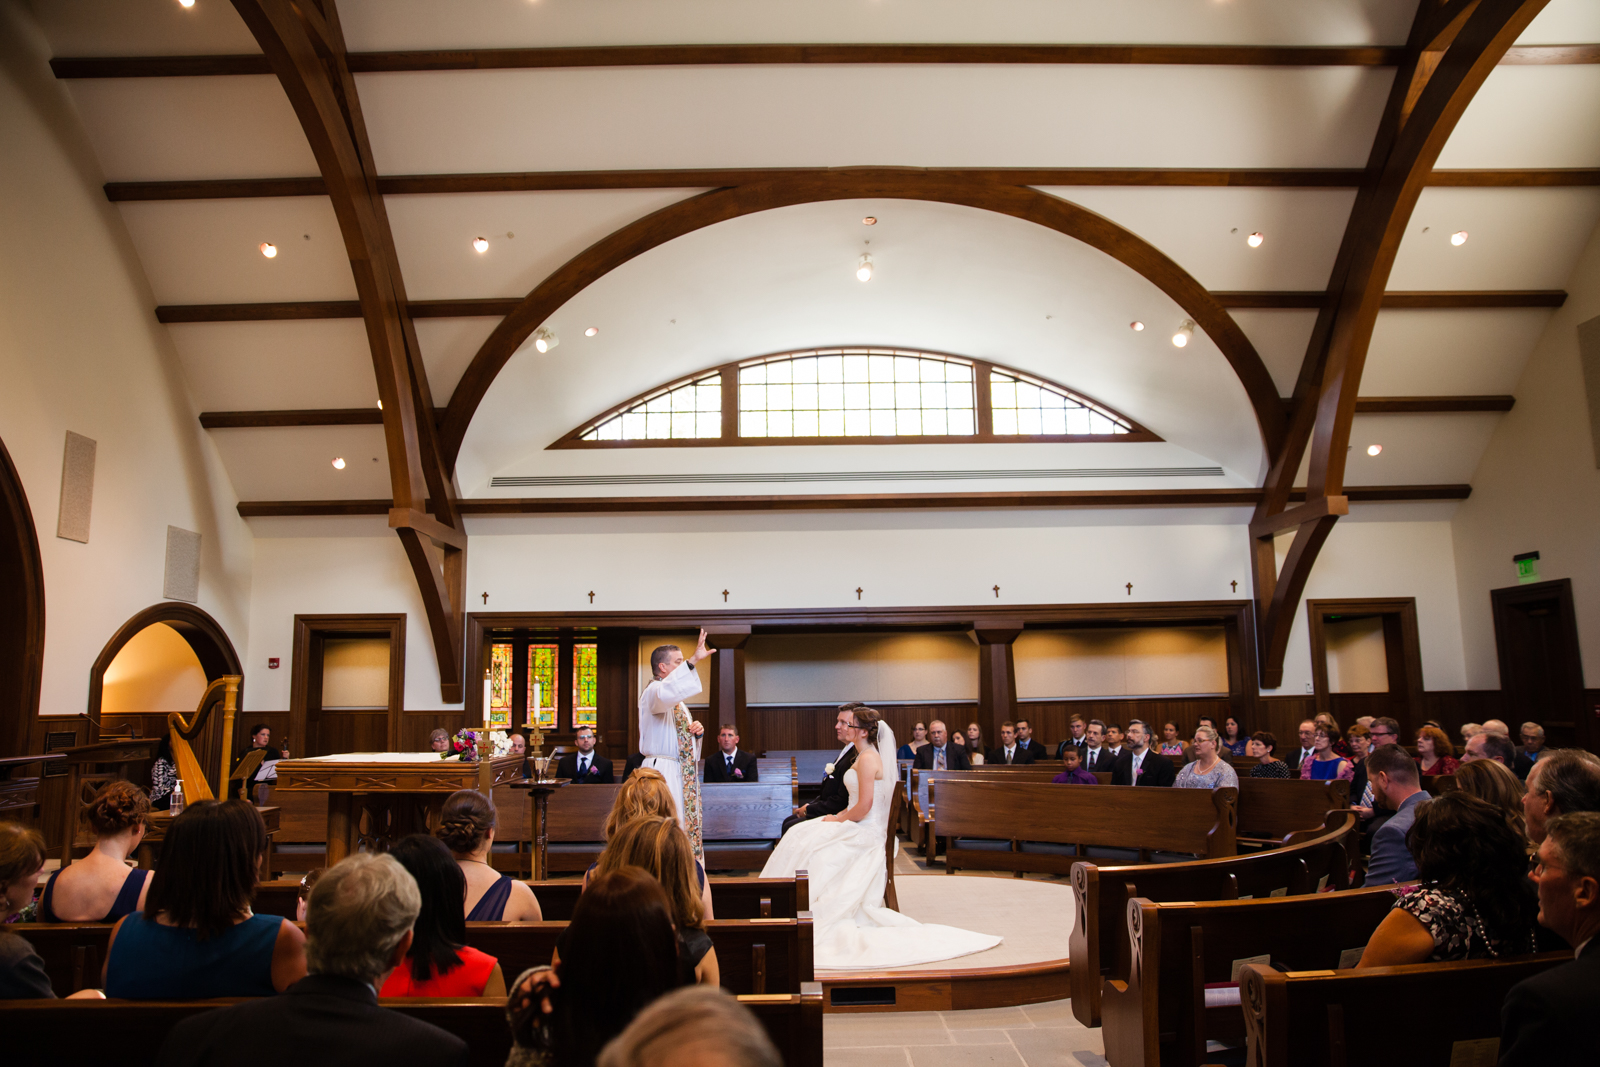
587;764;601;777
733;767;744;779
825;762;835;776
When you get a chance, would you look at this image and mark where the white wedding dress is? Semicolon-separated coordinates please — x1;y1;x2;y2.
759;724;1003;970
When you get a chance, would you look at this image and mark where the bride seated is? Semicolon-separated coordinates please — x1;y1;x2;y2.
760;705;1002;970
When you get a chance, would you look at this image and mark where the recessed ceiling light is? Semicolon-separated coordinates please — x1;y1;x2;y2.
1367;444;1383;456
856;254;873;282
534;328;559;354
331;457;346;469
259;242;277;258
1172;320;1195;348
1450;231;1468;246
585;327;598;337
1247;232;1264;248
472;236;489;253
1130;321;1145;332
178;0;195;7
862;216;877;226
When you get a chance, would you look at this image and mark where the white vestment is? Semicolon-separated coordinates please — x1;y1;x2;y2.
637;661;704;827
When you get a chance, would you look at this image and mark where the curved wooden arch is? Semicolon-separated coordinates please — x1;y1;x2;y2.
86;602;243;741
440;172;1286;467
0;434;45;758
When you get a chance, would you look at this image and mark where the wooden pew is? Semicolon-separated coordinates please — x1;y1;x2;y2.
14;916;813;997
936;781;1237;876
1239;953;1570;1067
1068;810;1357;1028
0;989;824;1067
544;781;797;872
908;767;1060;852
1235;778;1350;847
1102;885;1400;1067
251;873;812;922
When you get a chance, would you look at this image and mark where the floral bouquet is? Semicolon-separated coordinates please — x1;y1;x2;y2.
447;728;481;761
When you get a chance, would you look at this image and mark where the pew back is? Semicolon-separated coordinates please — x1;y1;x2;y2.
1234;778;1349;843
545;781;796;871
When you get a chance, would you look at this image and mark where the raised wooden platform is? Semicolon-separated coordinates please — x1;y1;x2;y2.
817;873;1072;1013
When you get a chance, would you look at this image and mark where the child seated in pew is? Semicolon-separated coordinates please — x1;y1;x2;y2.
379;835;507;998
1052;749;1098;785
1357;792;1539;967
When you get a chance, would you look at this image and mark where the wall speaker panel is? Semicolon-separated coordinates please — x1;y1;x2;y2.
1579;315;1600;470
163;525;201;603
56;431;96;543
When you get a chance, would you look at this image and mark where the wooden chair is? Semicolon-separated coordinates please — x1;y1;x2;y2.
1239;952;1570;1067
1068;810;1357;1028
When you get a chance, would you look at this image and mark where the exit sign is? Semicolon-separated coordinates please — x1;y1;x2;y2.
1514;551;1540;585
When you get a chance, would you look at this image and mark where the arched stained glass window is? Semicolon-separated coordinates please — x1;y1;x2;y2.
556;349;1156;447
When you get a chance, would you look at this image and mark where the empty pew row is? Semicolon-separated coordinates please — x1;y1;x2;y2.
1068;810;1358;1028
1240;953;1570;1067
935;782;1239;876
1102;884;1402;1067
251;873;811;923
545;781;797;872
0;991;824;1067
15;915;813;998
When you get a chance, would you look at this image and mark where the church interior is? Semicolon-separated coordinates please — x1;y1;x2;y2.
2;0;1599;1064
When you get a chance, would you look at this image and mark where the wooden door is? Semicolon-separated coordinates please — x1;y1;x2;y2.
1492;579;1592;751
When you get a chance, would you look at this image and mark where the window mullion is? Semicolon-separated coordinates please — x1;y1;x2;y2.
975;362;994;439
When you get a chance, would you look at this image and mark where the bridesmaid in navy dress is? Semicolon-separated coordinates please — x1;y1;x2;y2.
38;781;151;923
436;790;542;922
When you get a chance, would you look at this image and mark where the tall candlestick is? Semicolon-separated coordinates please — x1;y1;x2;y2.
483;669;492;731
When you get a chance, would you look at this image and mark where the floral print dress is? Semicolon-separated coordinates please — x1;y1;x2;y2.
1392;886;1536;962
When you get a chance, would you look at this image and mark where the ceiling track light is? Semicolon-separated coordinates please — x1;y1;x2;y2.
1172;320;1195;348
1367;444;1383;456
1247;232;1264;248
534;328;559;354
259;242;277;258
1130;321;1145;332
1451;231;1469;246
856;253;874;282
472;236;489;253
331;457;346;470
584;327;598;337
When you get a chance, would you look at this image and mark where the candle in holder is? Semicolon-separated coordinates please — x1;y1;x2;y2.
483;669;492;730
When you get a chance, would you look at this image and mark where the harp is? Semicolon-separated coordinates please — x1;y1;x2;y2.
166;675;242;802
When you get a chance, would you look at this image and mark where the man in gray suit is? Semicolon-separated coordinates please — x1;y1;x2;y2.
1364;744;1430;886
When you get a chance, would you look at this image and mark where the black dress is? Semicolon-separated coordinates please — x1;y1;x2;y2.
1250;759;1292;779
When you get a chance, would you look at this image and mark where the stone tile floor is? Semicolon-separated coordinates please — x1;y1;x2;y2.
823;998;1107;1067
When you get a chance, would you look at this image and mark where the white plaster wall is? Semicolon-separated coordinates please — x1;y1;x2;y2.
1451;214;1600;687
0;5;253;719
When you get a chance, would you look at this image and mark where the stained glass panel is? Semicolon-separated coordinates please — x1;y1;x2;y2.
572;643;598;728
488;643;514;729
528;644;558;729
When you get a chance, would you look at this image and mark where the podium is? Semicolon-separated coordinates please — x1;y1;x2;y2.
272;753;526;865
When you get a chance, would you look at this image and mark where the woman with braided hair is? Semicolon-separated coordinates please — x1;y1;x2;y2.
435;790;542;922
760;704;1002;970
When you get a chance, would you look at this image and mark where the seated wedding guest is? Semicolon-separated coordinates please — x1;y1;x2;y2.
379;835;506;998
557;727;615;784
1015;719;1048;761
1056;716;1088;761
590;815;718;986
1416;726;1459;777
104;799;306;998
1313;712;1352;757
1356;792;1537;966
1175;727;1239;790
964;722;986;766
912;720;970;770
509;731;528;758
1292;719;1318;770
1452;758;1527;840
1346;723;1371;762
595;769;713;920
988;721;1035;765
39;779;151;923
435;789;542;922
597;985;782;1067
1523;749;1600;846
1518;722;1548;763
1246;731;1292;778
896;722;929;760
149;735;178;810
1157;721;1188;757
156;853;468;1067
1052;748;1097;785
1483;718;1512;736
1462;728;1518;773
509;867;686;1067
295;867;325;923
1364;745;1430;886
429;728;450;754
1300;724;1354;782
1104;724;1125;760
1112;721;1175;786
1;822;103;999
1460;722;1484;746
622;752;646;780
703;724;758;783
1220;716;1248;757
1082;720;1117;773
1354;717;1404;820
1499;811;1600;1066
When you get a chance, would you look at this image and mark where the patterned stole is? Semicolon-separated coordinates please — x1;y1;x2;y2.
674;702;704;858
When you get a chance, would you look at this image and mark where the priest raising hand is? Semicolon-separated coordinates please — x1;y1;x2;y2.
638;630;718;854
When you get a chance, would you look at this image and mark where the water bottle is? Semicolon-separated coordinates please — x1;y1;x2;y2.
170;780;185;816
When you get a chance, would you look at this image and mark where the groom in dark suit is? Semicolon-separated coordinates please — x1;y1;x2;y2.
781;705;862;834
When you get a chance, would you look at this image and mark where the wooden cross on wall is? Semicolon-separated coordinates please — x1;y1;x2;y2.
1126;582;1133;596
1231;580;1238;593
722;589;729;602
993;585;1000;598
481;592;488;604
855;587;863;600
587;591;595;603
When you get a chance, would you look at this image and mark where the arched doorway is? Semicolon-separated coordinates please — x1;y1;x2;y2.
0;435;45;759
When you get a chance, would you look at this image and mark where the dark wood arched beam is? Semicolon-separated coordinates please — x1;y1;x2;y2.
232;0;467;702
1251;0;1552;688
440;173;1285;468
0;435;45;759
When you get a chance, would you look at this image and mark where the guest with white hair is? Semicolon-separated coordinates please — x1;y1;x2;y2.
598;985;782;1067
1482;719;1511;737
